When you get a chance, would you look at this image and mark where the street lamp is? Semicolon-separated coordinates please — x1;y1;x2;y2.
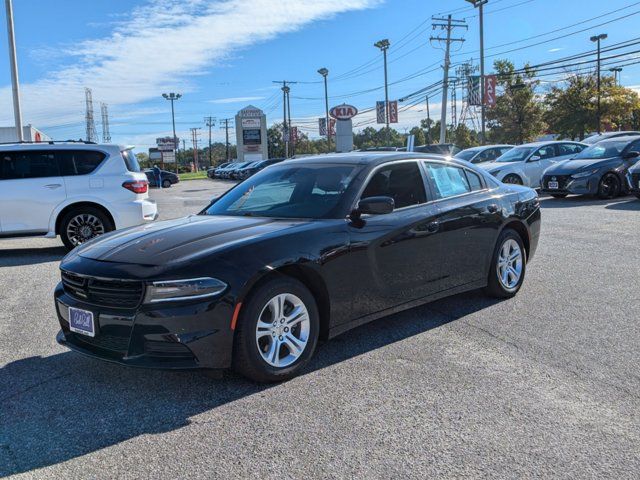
162;92;182;173
466;0;488;144
374;39;391;144
609;67;622;87
590;33;607;134
317;67;331;153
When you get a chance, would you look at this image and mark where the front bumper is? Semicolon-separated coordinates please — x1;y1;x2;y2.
627;172;640;194
540;174;599;195
55;282;235;370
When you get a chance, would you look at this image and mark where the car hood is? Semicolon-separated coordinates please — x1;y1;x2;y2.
73;215;312;266
480;161;516;173
545;157;620;175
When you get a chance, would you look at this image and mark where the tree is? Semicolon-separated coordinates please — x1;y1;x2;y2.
409;126;426;146
451;124;479;149
486;59;546;144
543;74;595;140
268;123;285;158
601;77;640;130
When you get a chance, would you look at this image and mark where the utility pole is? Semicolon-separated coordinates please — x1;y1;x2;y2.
431;15;466;144
162;92;182;174
219;119;233;161
426;94;432;144
5;0;23;142
190;127;201;171
84;88;98;143
590;33;607;134
273;81;297;157
318;68;331;152
466;0;488;144
451;77;458;129
374;39;391;143
204;116;216;167
100;103;111;143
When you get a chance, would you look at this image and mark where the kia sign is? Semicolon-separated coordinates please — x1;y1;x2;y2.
330;104;358;121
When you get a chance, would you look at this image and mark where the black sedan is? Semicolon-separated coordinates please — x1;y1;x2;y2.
144;169;179;188
541;135;640;199
235;158;286;180
55;153;541;382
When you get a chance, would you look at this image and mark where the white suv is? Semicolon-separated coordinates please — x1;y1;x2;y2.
0;142;158;249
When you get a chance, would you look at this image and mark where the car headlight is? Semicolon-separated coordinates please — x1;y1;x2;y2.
571;169;598;179
144;277;227;303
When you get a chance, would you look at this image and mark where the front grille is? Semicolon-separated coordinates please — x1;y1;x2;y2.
61;271;144;309
543;174;571;190
75;333;130;353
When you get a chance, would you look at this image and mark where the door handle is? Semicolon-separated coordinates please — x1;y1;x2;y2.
426;221;440;233
44;183;62;189
487;204;499;214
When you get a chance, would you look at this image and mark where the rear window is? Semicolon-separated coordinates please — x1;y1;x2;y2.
122;150;141;172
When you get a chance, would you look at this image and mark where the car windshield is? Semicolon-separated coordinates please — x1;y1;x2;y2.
455;149;480;161
204;164;359;219
574;140;629;159
495;147;535;163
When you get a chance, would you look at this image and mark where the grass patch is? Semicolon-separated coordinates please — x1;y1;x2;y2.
180;171;208;181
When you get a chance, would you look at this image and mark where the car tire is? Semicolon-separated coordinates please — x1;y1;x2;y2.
484;228;527;299
233;277;319;383
502;174;523;185
597;173;621;199
550;193;568;199
60;207;114;250
162;179;172;188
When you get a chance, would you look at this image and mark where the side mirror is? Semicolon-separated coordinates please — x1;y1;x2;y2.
357;196;395;215
529;155;541;162
623;151;640;159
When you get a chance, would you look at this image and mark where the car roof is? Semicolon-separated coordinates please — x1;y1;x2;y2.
514;140;585;148
279;151;467;168
593;134;640;143
0;142;124;152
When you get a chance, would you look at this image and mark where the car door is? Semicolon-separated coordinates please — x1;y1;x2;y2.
525;145;557;187
59;149;108;195
0;149;66;235
347;160;445;320
422;161;503;290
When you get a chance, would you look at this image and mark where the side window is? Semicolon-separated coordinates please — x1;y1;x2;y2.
558;143;582;156
534;145;556;160
500;147;513;156
0;150;59;180
465;170;484;191
361;162;426;209
59;150;106;176
424;163;471;199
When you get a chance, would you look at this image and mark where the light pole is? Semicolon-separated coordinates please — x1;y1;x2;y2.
5;0;24;142
318;68;331;153
162;92;182;173
590;33;607;134
466;0;488;144
374;39;391;144
609;67;622;87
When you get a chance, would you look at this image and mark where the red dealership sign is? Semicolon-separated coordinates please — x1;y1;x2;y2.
484;75;497;107
330;104;358;120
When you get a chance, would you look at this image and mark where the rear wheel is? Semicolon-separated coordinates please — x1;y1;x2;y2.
162;179;172;188
60;207;114;250
597;173;621;199
502;174;523;185
485;229;526;298
233;277;319;383
550;193;568;199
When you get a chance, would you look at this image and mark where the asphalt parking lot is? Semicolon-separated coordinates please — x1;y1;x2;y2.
1;179;639;479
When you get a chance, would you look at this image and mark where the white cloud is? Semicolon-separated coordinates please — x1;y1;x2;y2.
209;96;265;104
548;47;563;53
0;0;381;139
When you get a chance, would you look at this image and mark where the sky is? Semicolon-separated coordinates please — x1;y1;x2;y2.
1;0;640;150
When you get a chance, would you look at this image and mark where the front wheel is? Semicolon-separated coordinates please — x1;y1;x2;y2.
597;173;621;199
502;174;523;185
485;229;527;298
60;207;114;250
233;277;319;383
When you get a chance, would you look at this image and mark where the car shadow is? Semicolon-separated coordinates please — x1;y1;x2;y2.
538;194;632;209
605;198;640;211
0;246;67;267
0;291;498;476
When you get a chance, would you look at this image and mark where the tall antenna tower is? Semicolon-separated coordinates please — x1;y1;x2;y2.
100;103;111;143
84;88;98;142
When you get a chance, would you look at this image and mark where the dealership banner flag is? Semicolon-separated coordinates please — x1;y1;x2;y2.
468;76;481;106
376;101;386;124
484;75;497;107
319;118;327;136
388;100;398;123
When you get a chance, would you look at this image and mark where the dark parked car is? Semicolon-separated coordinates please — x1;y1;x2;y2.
55;153;540;382
455;145;514;164
541;135;640;199
235;158;285;180
221;161;251;179
581;131;640;145
627;160;640;199
208;162;231;178
144;169;179;188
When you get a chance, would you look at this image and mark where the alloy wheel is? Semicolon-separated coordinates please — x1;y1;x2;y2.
66;214;105;246
255;293;310;368
599;174;620;198
497;239;523;290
